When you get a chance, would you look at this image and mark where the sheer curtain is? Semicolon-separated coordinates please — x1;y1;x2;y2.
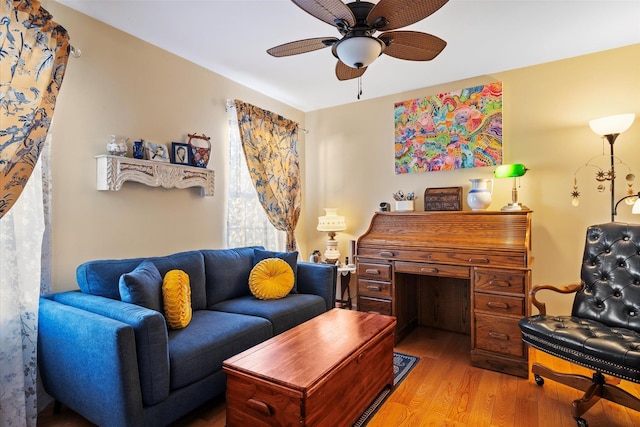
0;147;50;426
226;102;286;251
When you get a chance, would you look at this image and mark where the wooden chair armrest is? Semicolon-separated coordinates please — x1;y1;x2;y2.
530;283;583;315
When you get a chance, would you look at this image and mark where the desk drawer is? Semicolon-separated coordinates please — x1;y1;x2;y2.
358;296;392;316
474;313;524;358
357;262;392;281
395;261;469;279
358;247;526;268
358;279;392;298
475;269;525;294
474;293;524;316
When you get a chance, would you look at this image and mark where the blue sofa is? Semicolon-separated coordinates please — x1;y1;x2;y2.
38;247;336;427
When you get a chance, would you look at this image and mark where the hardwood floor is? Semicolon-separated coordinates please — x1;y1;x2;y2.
37;326;640;427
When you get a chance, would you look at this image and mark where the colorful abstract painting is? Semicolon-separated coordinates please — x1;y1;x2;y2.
394;82;503;174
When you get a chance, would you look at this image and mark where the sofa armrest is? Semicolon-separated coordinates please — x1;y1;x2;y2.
530;282;583;315
47;291;170;406
38;297;145;427
296;262;336;311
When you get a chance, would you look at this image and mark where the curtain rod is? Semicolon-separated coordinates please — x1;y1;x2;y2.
225;99;309;134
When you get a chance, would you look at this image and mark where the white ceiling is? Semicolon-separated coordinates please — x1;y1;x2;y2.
56;0;640;112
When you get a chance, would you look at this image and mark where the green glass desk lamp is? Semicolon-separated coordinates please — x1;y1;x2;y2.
494;163;529;211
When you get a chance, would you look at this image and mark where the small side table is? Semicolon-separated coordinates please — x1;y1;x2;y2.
336;265;356;309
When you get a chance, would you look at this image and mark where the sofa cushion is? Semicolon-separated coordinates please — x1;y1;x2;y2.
202;247;261;306
167;310;272;390
163;270;192;329
119;261;163;312
77;250;207;310
249;258;295;300
210;294;326;335
253;249;299;293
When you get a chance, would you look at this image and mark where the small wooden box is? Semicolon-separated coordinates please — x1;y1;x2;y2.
424;186;462;211
224;309;396;427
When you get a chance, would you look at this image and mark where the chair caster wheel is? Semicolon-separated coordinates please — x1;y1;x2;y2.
575;417;588;427
534;374;544;386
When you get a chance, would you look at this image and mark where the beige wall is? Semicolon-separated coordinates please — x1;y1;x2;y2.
48;3;639;316
304;44;640;314
47;3;306;290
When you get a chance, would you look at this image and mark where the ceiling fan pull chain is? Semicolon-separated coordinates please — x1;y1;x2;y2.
357;75;363;100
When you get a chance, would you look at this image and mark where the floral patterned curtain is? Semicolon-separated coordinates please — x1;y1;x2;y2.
0;0;69;219
234;100;301;251
0;1;69;425
226;102;286;251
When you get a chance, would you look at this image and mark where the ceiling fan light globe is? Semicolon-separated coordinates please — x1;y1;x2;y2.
336;36;384;69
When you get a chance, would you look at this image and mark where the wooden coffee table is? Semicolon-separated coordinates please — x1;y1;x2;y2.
223;308;396;426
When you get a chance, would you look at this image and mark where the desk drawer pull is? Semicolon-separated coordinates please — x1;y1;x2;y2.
487;301;509;310
469;257;490;264
489;280;511;287
488;331;509;341
365;269;381;275
366;285;382;292
379;251;395;258
246;398;272;416
420;267;439;274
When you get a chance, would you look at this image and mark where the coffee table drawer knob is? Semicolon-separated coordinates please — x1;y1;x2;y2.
246;398;272;416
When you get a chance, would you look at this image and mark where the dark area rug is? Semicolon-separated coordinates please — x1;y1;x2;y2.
353;352;420;427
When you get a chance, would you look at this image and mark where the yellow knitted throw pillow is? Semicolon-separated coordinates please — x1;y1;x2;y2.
162;270;192;329
249;258;294;300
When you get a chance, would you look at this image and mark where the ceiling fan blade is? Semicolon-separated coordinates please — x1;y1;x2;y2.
335;61;367;81
380;31;446;61
368;0;449;31
267;37;338;57
292;0;356;28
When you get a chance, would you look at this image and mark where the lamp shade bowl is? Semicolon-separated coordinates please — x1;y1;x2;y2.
589;113;635;136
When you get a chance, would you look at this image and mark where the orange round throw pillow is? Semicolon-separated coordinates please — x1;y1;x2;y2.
162;269;192;329
249;258;295;300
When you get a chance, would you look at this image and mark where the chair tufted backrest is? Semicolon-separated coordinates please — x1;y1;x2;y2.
572;223;640;331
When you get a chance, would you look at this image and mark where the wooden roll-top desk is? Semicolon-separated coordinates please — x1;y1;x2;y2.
355;211;532;378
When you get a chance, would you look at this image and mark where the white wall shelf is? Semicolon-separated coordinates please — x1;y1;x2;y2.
95;155;215;196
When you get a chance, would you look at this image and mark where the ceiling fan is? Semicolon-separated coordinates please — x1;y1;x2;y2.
267;0;449;82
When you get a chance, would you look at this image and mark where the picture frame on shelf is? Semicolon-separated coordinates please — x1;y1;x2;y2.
171;142;191;165
144;142;170;162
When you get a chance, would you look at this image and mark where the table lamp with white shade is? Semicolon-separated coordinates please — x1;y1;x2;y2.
317;208;346;264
